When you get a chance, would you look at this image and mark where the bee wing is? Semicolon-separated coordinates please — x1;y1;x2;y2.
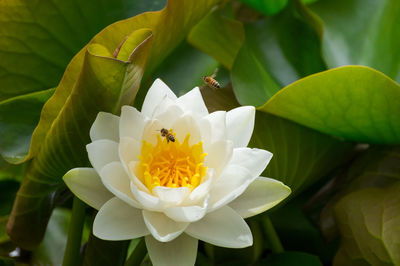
211;68;219;78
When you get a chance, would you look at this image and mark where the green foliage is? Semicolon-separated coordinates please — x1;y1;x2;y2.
231;3;325;106
334;183;400;265
188;9;245;69
309;0;400;83
0;89;54;163
251;112;353;194
83;233;129;266
6;0;220;251
0;0;165;101
260;66;400;144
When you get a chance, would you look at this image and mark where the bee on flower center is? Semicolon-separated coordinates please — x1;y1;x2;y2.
202;68;220;89
160;128;175;143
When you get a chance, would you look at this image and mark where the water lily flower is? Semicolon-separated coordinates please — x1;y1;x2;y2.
63;79;291;266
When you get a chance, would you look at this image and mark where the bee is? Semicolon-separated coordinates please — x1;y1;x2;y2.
203;68;220;89
160;128;175;143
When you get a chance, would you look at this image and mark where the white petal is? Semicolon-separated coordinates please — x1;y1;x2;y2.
145;234;198;266
63;168;113;210
100;162;141;208
172;114;201;145
119;137;141;170
143;210;188;242
93;197;149;240
141;79;177;118
199;111;226;144
142;119;163;146
164;195;209;222
229;177;291;218
176;87;208;118
208;165;255;212
152;186;190;206
185;206;252;248
229;148;272;178
86;140;119;173
152;96;184;125
204;140;233;176
90;112;120;142
130;182;164;211
226;106;255;148
120;105;148;141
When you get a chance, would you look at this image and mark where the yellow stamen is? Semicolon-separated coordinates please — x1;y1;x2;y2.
138;133;208;192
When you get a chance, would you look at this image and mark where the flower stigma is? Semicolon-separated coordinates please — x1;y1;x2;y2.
138;131;208;192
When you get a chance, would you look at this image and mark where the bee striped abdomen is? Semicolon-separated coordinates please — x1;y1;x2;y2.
203;76;220;89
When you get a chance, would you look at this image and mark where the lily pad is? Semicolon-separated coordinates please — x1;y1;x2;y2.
309;0;400;83
0;89;54;163
231;3;326;106
260;66;400;144
334;182;400;265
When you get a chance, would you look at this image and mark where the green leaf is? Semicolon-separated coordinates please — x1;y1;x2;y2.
309;0;400;83
318;146;400;242
31;208;89;266
187;9;245;69
251;112;353;194
260;251;322;266
270;191;339;264
152;41;219;97
231;3;326;106
0;0;165;101
0;157;27;182
239;0;289;15
83;232;129;266
0;216;9;244
0;89;54;163
333;182;400;265
0;180;19;245
7;0;220;250
260;66;400;144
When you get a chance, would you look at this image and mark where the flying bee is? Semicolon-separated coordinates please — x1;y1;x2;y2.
160;128;175;143
202;68;220;89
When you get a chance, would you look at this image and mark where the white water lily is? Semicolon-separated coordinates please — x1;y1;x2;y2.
63;79;291;266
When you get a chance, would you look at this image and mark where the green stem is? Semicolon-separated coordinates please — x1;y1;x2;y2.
125;238;147;266
62;197;86;266
262;216;284;253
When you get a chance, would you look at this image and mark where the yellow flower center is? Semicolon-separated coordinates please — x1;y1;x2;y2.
138;131;207;192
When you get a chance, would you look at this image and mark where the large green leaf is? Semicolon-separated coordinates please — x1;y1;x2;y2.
309;0;400;83
0;157;26;182
251;112;353;194
333;182;400;265
187;9;244;69
0;89;54;163
260;66;400;144
7;0;220;250
231;3;326;106
318;146;400;242
0;0;165;101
